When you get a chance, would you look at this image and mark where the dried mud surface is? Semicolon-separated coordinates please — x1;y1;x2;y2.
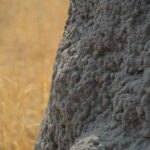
35;0;150;149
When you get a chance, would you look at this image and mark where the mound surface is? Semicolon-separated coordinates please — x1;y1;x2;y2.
35;0;150;149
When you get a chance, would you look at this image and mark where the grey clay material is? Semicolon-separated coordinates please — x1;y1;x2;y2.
34;0;150;149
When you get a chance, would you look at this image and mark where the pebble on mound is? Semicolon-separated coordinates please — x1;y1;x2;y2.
34;0;150;150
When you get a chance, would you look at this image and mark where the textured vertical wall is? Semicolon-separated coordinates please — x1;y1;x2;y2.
34;0;150;149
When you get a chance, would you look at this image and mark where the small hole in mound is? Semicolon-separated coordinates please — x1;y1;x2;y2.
61;124;66;129
136;69;144;74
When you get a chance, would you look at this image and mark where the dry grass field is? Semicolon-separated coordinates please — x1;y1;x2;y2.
0;0;68;149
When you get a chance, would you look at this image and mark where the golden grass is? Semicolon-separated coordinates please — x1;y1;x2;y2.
0;0;69;149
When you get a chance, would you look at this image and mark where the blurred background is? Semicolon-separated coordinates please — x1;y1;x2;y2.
0;0;69;149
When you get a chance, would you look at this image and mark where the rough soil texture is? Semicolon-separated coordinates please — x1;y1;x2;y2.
34;0;150;149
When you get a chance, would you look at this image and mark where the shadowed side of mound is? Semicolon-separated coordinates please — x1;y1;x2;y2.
34;0;150;150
